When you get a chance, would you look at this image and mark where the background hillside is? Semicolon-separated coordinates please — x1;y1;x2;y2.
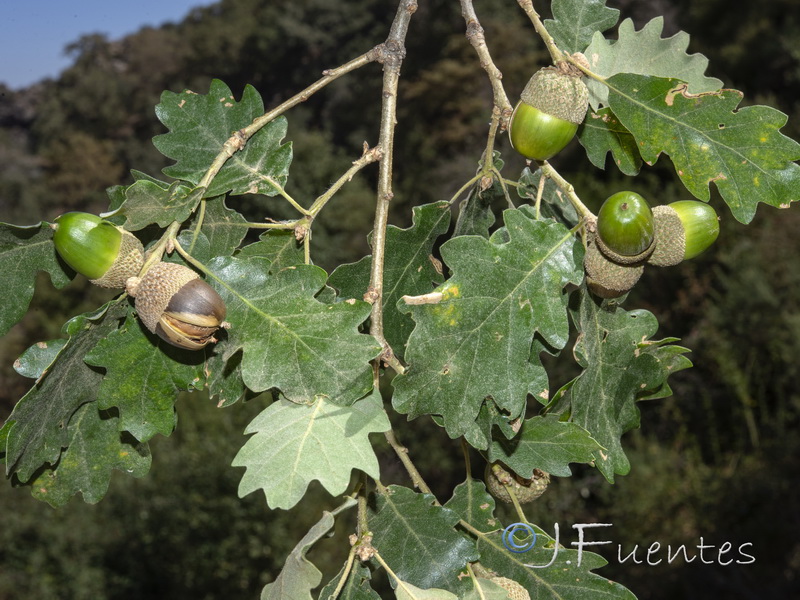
1;0;799;598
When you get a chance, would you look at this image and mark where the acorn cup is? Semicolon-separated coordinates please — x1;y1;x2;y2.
647;201;720;267
126;262;227;350
485;463;550;504
52;212;144;288
509;65;589;161
584;233;645;299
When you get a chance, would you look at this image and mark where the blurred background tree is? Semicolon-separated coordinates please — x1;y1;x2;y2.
1;0;798;598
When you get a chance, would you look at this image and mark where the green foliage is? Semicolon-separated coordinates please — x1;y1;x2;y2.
233;392;390;510
1;0;798;598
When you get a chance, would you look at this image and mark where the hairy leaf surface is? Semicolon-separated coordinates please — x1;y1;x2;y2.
207;255;380;403
585;18;722;110
153;79;292;198
392;210;584;448
476;527;635;600
0;222;72;337
319;563;381;600
368;485;478;593
29;404;151;507
606;74;800;222
578;108;642;175
330;201;451;359
488;415;603;478
1;302;125;482
566;290;691;481
118;178;196;230
233;392;389;509
261;502;356;600
543;0;619;55
85;313;205;442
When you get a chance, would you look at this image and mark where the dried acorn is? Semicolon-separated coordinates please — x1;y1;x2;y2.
595;191;655;263
648;201;720;267
509;66;589;161
52;212;144;288
126;262;227;350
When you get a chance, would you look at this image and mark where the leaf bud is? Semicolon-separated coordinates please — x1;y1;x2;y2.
127;262;227;350
53;212;144;288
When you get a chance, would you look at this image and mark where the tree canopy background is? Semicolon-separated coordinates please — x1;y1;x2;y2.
0;0;798;598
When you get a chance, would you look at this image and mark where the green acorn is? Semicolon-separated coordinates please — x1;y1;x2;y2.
584;234;644;299
595;191;656;264
509;66;589;161
126;262;227;350
648;201;720;267
53;212;144;288
485;463;550;504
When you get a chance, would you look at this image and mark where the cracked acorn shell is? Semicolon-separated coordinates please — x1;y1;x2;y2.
509;67;589;161
485;463;550;504
648;201;720;267
53;212;144;288
127;262;227;350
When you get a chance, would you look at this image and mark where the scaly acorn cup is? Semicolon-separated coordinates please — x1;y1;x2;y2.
648;201;720;267
584;234;644;299
126;262;227;350
485;463;550;504
52;212;144;288
509;66;589;161
489;577;531;600
595;191;656;264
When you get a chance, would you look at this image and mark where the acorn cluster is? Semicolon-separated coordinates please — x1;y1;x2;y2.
584;192;720;298
52;212;227;350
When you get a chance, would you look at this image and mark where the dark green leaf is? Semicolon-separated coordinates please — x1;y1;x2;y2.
443;478;500;535
84;312;206;442
207;256;380;404
330;201;451;360
2;302;125;482
29;404;151;507
195;196;250;257
233;392;390;510
488;415;603;478
566;289;691;481
0;222;72;337
367;485;478;593
453;184;497;239
606;74;800;223
206;350;247;407
153;79;292;198
543;0;620;55
118;178;197;230
476;527;636;600
13;339;68;380
392;210;584;448
318;563;381;600
517;168;580;227
578;108;642;176
238;230;306;272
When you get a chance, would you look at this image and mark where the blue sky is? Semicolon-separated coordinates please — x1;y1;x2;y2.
0;0;213;89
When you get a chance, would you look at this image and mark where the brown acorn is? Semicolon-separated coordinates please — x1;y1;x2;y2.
126;262;227;350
